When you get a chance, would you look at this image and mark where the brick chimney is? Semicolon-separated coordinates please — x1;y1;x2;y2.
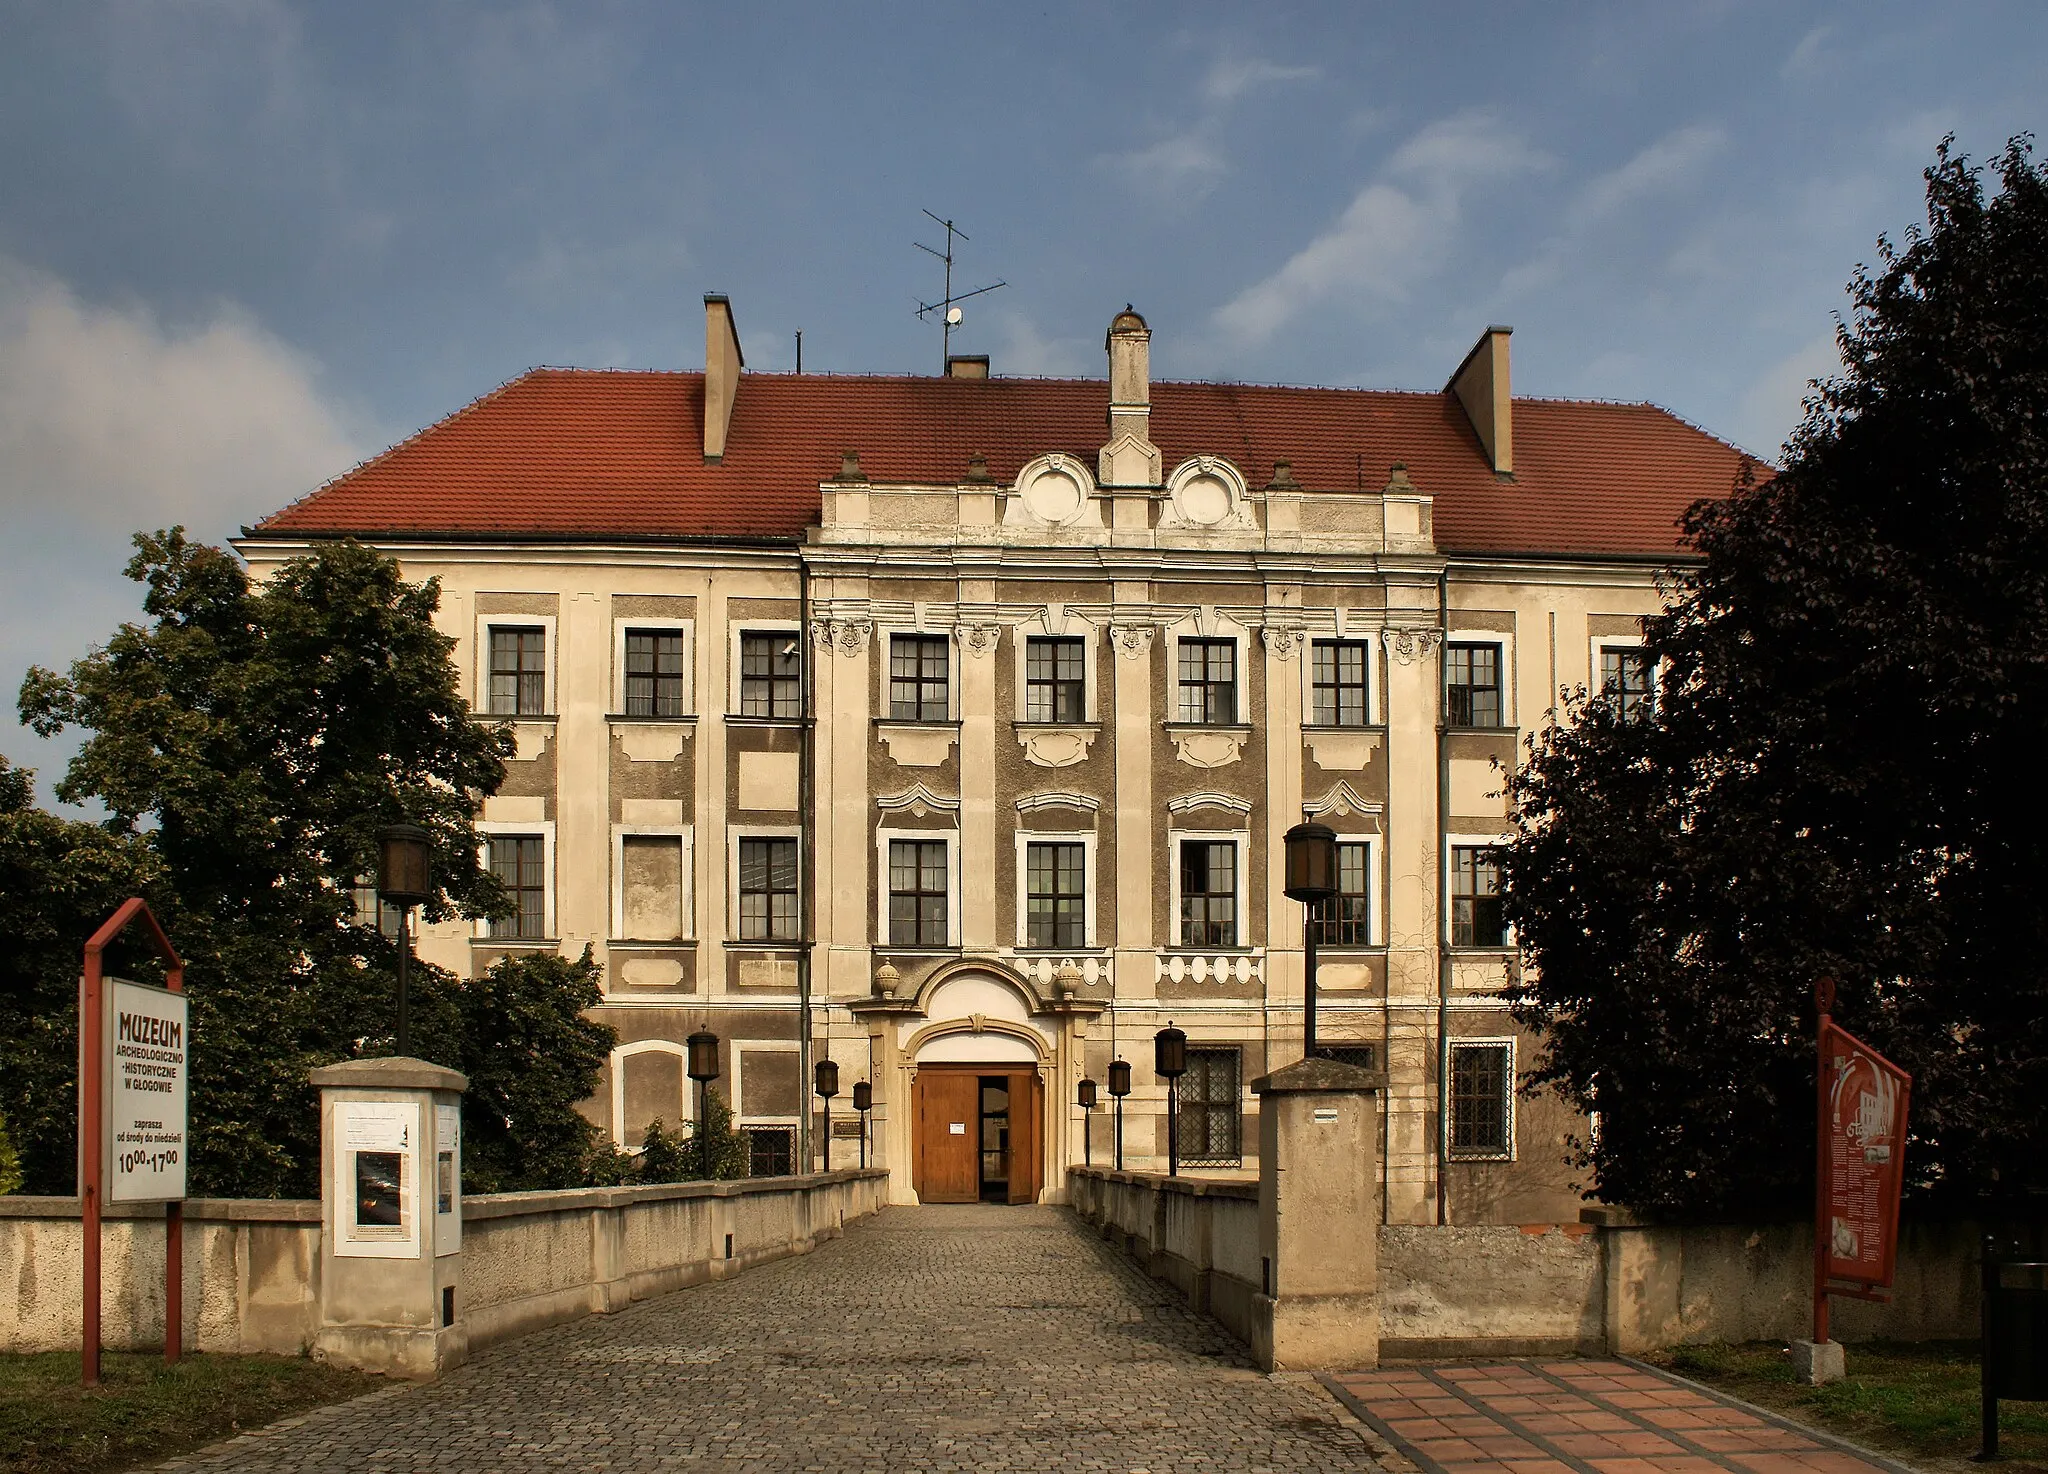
1098;306;1162;487
703;293;745;464
1446;325;1512;476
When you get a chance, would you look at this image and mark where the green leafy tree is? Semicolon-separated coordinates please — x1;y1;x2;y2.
1502;138;2048;1216
0;756;166;1193
19;533;616;1197
632;1090;750;1183
0;1106;25;1195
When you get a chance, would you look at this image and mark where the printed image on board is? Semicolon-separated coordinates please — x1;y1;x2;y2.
104;978;189;1204
434;1101;461;1257
334;1101;420;1259
1822;1022;1912;1290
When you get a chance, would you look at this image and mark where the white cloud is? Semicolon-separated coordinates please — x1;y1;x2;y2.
1202;55;1318;105
1782;24;1833;79
989;311;1089;378
1576;125;1727;224
1097;131;1231;201
1213;113;1542;345
0;258;367;535
1733;331;1841;460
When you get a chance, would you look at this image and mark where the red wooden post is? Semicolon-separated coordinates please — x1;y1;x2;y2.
1812;975;1834;1348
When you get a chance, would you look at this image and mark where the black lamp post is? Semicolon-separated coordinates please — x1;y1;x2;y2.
375;824;432;1057
1078;1077;1098;1167
686;1031;720;1180
1107;1059;1130;1170
815;1059;839;1173
1283;821;1340;1062
852;1079;872;1169
1155;1024;1188;1176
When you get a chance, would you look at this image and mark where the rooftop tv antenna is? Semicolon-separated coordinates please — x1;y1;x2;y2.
915;210;1005;374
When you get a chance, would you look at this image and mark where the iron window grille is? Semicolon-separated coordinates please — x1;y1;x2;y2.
1324;1045;1378;1071
1025;636;1086;723
1451;845;1507;947
738;837;800;942
1025;841;1086;949
488;627;547;716
1312;841;1373;945
487;835;547;938
1445;642;1503;728
739;632;802;718
1599;645;1656;721
1310;640;1372;727
745;1125;795;1178
888;839;948;946
623;630;687;716
1177;1048;1242;1165
1177;638;1237;724
1450;1041;1514;1158
1179;840;1238;947
890;634;950;721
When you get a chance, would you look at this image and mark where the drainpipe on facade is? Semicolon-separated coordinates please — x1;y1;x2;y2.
1436;568;1453;1227
797;551;816;1173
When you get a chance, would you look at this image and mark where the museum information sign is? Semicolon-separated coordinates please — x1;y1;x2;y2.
103;977;189;1203
1820;1018;1912;1291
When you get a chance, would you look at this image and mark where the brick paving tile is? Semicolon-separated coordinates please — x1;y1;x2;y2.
153;1204;1379;1473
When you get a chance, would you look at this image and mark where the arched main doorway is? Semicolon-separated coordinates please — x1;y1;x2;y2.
904;974;1050;1204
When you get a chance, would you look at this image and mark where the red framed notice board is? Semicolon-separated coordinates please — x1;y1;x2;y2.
1821;1019;1911;1291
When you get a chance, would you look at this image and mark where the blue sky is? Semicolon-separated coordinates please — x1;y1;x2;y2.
2;1;2043;805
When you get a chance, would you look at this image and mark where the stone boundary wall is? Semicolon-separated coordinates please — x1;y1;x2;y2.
1068;1170;1985;1360
0;1169;888;1357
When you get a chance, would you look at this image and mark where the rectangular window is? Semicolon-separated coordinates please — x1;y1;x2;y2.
1177;638;1237;724
1176;1048;1241;1164
1179;840;1238;947
1312;841;1373;946
1310;640;1372;727
1024;841;1086;950
1450;1042;1513;1158
488;627;547;716
889;635;950;721
350;882;401;940
1024;636;1086;723
1325;1045;1378;1071
745;1125;795;1178
1446;642;1503;728
888;839;949;946
738;837;799;942
1600;645;1655;720
488;835;546;939
739;632;801;718
619;835;687;940
623;630;686;717
1451;845;1506;947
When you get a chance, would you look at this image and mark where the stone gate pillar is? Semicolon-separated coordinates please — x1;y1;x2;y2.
311;1057;468;1378
1249;1057;1384;1371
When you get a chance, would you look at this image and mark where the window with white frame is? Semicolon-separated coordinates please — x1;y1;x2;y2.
614;829;692;940
1445;642;1503;728
887;837;949;946
1312;838;1375;946
1449;843;1507;948
1597;641;1656;720
1177;638;1238;724
488;834;548;939
738;631;802;718
889;634;950;721
737;836;800;942
1023;840;1087;949
349;881;401;940
487;627;548;716
1177;838;1240;947
1449;1039;1515;1159
1309;639;1373;727
621;629;688;716
1024;636;1086;723
746;1126;795;1177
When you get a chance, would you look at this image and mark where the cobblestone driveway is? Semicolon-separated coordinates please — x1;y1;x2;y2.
166;1204;1380;1472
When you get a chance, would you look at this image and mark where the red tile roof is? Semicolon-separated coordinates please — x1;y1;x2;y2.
250;369;1761;560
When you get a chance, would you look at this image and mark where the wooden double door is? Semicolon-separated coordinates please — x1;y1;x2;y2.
911;1064;1043;1204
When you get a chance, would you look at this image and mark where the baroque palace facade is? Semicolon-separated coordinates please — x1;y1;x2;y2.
240;299;1750;1225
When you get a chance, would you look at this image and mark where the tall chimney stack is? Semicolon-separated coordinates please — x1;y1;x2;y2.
1098;306;1161;487
703;293;745;464
1447;325;1513;477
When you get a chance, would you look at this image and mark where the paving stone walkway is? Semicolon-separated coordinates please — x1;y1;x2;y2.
164;1204;1380;1472
1323;1360;1908;1474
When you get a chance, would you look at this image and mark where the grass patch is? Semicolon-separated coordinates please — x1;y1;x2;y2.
0;1350;384;1473
1650;1339;2048;1471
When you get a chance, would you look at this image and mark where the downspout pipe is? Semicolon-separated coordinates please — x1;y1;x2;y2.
1436;567;1453;1226
798;552;816;1172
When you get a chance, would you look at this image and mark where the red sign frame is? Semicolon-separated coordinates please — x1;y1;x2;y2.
1812;977;1912;1343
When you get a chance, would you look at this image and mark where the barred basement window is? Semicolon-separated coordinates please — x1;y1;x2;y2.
1177;638;1237;724
1025;636;1085;723
889;634;950;721
1312;841;1373;945
1450;1041;1514;1158
1324;1045;1378;1071
739;632;801;718
738;837;799;942
888;839;948;946
488;627;547;716
1025;841;1086;950
1177;1048;1241;1165
1445;642;1502;728
488;835;546;938
1310;640;1372;726
745;1126;795;1178
623;630;687;716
